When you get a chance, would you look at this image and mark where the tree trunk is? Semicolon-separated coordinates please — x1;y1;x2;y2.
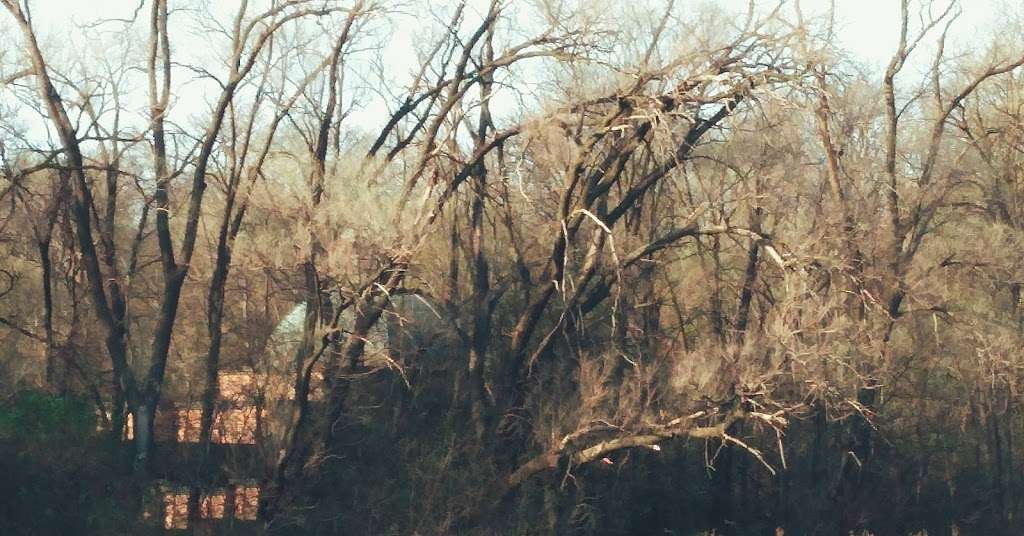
39;237;60;391
131;400;157;475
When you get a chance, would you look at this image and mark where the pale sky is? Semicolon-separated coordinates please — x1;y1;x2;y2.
828;0;1008;69
16;0;1007;64
0;0;1016;146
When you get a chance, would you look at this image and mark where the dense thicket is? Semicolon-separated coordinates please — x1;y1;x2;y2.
1;0;1023;534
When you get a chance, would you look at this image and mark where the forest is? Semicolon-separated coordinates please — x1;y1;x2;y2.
1;0;1023;534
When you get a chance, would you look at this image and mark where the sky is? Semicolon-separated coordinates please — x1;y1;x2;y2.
827;0;1006;69
0;0;1016;145
16;0;1006;65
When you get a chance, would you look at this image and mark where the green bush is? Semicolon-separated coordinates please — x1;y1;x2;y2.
0;391;135;535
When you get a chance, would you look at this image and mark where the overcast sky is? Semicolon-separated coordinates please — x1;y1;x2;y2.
1;0;1017;145
12;0;1011;71
21;1;1006;55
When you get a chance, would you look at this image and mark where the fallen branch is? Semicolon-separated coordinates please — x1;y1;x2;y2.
506;407;746;490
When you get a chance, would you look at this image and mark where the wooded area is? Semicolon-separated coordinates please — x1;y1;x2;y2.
1;0;1023;534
